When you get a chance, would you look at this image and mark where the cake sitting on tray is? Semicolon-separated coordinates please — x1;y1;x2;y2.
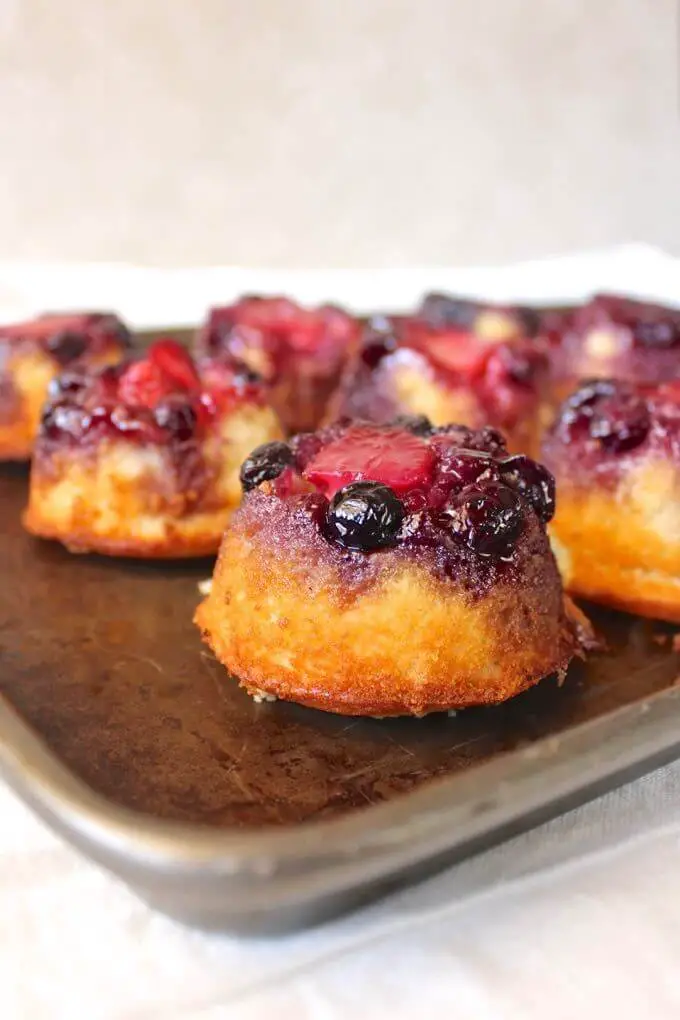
196;414;580;716
24;340;283;558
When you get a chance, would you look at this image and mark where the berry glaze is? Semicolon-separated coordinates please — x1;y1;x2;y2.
240;417;557;597
195;297;360;432
36;340;266;454
334;310;548;438
557;294;680;385
0;311;131;366
417;292;541;338
542;377;680;487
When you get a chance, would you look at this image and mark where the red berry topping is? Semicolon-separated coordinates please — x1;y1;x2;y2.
500;454;556;523
149;339;199;391
0;312;131;358
436;448;499;488
584;294;680;350
558;379;651;453
304;425;436;498
118;358;173;409
417;329;489;378
656;380;680;404
200;297;357;360
118;341;201;409
439;482;525;556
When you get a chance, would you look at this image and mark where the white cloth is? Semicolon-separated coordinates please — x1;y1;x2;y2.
2;248;680;1020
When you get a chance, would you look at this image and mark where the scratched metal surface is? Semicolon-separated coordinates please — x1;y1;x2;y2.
1;454;680;828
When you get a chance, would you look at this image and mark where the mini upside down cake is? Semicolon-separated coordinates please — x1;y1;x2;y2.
542;378;680;622
194;296;360;434
327;306;550;457
196;416;580;716
0;312;130;460
24;340;282;558
545;294;680;398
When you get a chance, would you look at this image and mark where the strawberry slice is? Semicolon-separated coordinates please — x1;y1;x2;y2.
304;425;435;498
656;380;680;404
148;340;199;391
416;329;490;379
118;359;172;408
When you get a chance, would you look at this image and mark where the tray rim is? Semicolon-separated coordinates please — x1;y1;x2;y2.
3;679;680;899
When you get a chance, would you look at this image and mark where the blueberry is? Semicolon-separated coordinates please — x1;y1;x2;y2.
324;481;405;551
390;414;434;436
440;482;524;556
154;399;198;441
438;448;499;488
111;320;133;347
359;318;399;368
240;441;295;491
47;372;87;400
500;454;556;523
433;423;507;457
589;394;650;453
515;306;541;338
45;330;87;365
40;402;89;441
493;345;543;386
633;319;680;349
563;378;618;415
558;379;621;439
418;293;478;329
233;365;262;387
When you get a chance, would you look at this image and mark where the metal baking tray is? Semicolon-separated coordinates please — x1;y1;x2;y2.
2;328;680;934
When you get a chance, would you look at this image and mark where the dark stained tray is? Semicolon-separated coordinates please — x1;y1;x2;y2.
2;327;680;933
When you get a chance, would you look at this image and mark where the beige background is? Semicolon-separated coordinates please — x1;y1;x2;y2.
0;0;677;267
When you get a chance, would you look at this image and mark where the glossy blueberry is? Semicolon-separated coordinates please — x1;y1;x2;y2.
45;330;87;365
418;293;478;329
111;320;133;347
492;344;543;386
515;306;541;338
500;454;556;523
40;402;89;440
390;413;434;437
589;394;650;453
359;318;399;368
47;372;87;400
558;379;621;438
563;378;618;415
232;365;262;387
440;482;524;556
432;423;507;456
154;399;198;441
633;319;680;349
240;441;295;491
437;447;498;488
324;481;405;551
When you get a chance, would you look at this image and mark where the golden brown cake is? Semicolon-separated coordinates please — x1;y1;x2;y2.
542;377;680;622
196;416;578;716
194;296;360;434
24;340;283;558
0;311;130;460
